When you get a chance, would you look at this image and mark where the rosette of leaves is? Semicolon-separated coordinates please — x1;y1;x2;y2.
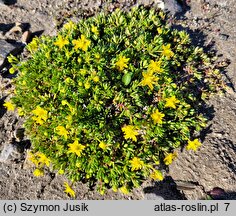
9;7;224;194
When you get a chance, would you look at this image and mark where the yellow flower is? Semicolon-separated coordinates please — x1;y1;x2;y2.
63;20;75;31
157;27;163;34
148;60;163;73
165;96;180;109
99;141;107;150
164;152;177;165
76;162;81;168
140;71;159;90
115;56;129;71
9;67;15;74
58;169;65;175
27;151;39;166
3;101;15;111
84;81;91;89
94;53;100;59
72;35;91;52
93;76;100;82
65;49;72;59
84;53;91;63
54;35;69;49
120;186;129;195
32;116;44;125
68;139;85;157
33;169;44;177
59;87;66;93
99;189;105;195
65;77;73;85
77;57;82;63
17;107;24;116
37;152;50;167
66;115;73;123
32;106;48;125
91;25;99;35
151;109;165;124
32;106;48;121
45;51;50;59
61;100;69;106
27;37;38;52
162;44;174;59
186;139;202;151
56;126;69;140
121;125;139;142
150;170;164;181
130;157;144;171
112;186;118;192
64;182;76;198
79;69;87;76
68;104;75;115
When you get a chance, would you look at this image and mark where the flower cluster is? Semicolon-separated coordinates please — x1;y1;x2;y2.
28;151;50;177
10;7;224;196
32;106;48;125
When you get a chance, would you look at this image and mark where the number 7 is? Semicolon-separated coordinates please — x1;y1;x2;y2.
224;203;230;211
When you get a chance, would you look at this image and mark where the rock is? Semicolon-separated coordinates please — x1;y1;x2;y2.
144;193;165;200
21;30;31;44
175;180;198;190
163;0;183;15
6;22;22;34
0;143;21;162
0;0;6;4
156;0;165;10
14;128;25;142
0;40;16;69
23;150;34;169
0;0;8;8
0;40;22;70
4;22;23;41
137;0;152;6
219;33;229;41
0;144;14;162
137;0;165;10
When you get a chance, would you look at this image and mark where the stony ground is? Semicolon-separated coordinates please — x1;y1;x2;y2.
0;0;235;200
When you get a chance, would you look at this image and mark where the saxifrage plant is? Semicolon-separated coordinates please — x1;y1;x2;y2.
7;7;224;196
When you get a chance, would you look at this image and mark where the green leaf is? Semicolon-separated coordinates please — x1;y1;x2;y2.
122;72;132;86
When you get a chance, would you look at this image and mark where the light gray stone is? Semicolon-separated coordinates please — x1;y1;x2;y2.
144;193;165;200
137;0;165;9
0;143;20;162
0;0;8;8
163;0;183;15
